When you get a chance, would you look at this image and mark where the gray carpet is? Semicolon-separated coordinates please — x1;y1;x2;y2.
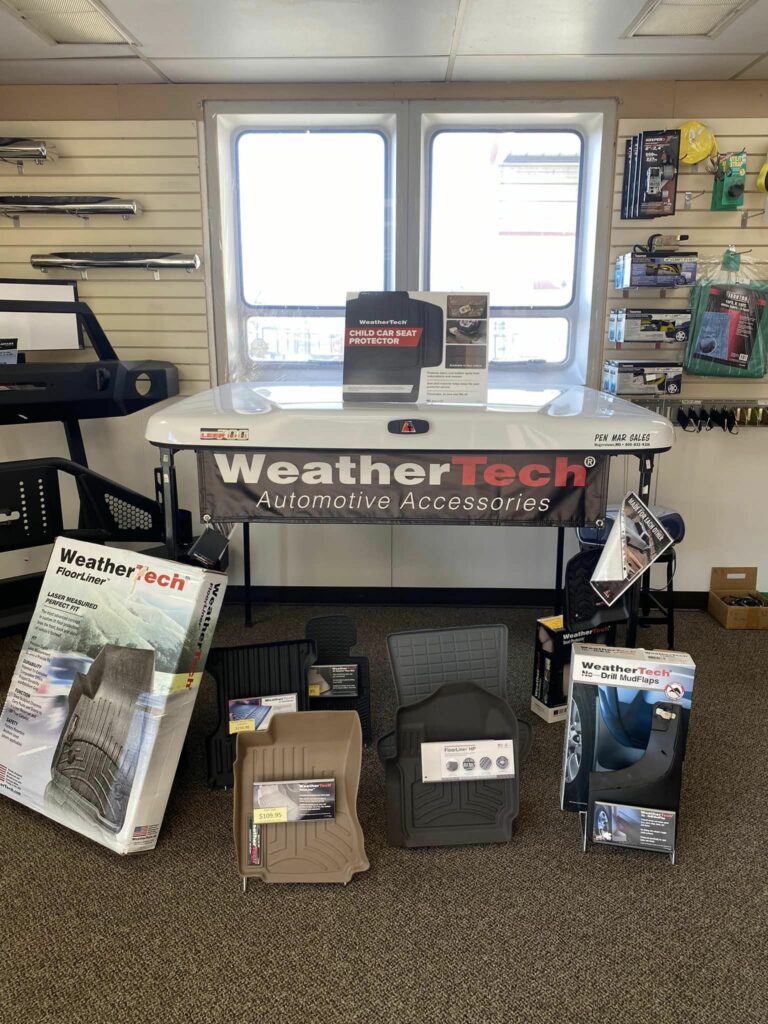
1;604;767;1024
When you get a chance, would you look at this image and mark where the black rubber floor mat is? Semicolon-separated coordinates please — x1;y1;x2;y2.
379;625;510;761
564;548;630;632
384;681;522;848
48;645;155;833
306;616;372;746
205;639;316;788
588;701;684;816
234;710;369;884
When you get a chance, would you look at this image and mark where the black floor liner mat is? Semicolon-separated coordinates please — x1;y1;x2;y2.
384;681;522;848
379;625;509;760
205;639;316;788
306;616;372;746
48;645;155;833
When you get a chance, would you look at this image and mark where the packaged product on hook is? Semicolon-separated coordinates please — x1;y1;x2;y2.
684;248;768;378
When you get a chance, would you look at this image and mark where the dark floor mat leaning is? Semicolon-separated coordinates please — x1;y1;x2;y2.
306;615;372;745
204;639;316;788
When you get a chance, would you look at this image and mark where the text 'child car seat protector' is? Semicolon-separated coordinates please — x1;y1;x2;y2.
205;639;316;788
234;710;368;884
343;291;444;402
48;645;155;833
306;615;372;746
384;682;522;848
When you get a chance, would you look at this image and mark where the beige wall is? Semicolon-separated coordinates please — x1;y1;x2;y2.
1;80;767;590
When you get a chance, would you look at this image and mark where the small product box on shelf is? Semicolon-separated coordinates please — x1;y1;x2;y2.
619;309;691;345
616;252;698;289
531;615;613;723
602;359;682;396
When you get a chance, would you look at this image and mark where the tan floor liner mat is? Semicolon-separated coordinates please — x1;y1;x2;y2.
234;710;368;884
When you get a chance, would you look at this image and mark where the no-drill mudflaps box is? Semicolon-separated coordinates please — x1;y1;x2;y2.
0;537;226;853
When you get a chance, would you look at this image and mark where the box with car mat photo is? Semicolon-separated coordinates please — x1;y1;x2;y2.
0;537;226;854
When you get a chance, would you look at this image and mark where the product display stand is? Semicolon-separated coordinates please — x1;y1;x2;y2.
579;810;677;864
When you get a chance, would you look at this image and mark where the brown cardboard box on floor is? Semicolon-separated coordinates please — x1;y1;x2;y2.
708;568;768;630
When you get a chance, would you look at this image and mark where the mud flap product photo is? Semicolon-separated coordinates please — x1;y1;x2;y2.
0;538;226;854
561;643;695;842
343;290;489;404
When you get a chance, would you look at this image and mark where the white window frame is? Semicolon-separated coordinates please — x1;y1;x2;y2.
205;98;616;388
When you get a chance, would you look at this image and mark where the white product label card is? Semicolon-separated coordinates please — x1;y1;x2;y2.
420;739;515;783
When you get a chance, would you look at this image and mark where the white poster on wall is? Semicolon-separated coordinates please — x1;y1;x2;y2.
0;279;82;352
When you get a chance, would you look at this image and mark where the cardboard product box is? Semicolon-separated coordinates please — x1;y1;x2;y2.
602;359;682;396
616;252;698;289
560;644;696;821
531;616;613;723
708;567;768;630
621;309;691;345
0;538;226;854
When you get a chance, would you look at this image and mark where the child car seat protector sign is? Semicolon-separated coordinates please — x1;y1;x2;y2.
343;290;489;405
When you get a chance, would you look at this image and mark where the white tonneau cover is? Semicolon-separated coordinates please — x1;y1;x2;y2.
145;384;674;453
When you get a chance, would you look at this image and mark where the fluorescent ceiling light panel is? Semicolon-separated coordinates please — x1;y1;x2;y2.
625;0;757;37
0;0;137;44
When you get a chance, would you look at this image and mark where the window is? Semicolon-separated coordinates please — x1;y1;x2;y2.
207;101;614;385
237;129;390;365
427;130;582;365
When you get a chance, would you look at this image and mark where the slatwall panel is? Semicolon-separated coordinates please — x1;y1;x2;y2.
0;120;209;395
605;117;768;401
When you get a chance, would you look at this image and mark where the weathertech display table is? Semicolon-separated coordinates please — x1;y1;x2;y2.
145;384;673;623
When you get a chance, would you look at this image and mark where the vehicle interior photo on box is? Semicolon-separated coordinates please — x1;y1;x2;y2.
1;5;768;1021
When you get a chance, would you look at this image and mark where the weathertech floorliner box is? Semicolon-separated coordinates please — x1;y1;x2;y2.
531;616;613;723
708;567;768;629
560;643;695;816
0;538;226;854
343;290;489;405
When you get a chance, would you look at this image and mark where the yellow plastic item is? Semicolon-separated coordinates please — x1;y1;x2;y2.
679;120;718;165
757;162;768;194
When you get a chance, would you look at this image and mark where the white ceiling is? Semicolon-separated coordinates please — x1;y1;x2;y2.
0;0;766;83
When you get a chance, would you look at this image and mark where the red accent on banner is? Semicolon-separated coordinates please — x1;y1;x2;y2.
345;327;423;347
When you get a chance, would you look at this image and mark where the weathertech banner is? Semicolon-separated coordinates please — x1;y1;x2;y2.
198;449;609;527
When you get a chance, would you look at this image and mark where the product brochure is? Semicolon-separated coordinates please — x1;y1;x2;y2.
0;538;226;854
590;493;674;606
227;693;298;733
343;290;489;405
307;664;358;698
252;778;335;823
591;801;676;854
420;740;515;782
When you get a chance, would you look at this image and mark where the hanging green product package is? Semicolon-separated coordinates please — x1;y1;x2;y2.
684;250;768;378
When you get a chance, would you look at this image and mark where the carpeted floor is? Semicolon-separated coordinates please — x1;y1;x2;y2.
1;603;767;1024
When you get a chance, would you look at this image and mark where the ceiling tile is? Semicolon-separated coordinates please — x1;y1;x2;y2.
0;7;134;57
734;53;768;76
459;0;768;55
0;57;165;84
451;53;762;80
106;0;459;59
157;56;448;82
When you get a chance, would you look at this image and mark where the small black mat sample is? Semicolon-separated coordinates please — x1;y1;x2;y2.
384;681;522;848
305;616;372;746
204;639;316;788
